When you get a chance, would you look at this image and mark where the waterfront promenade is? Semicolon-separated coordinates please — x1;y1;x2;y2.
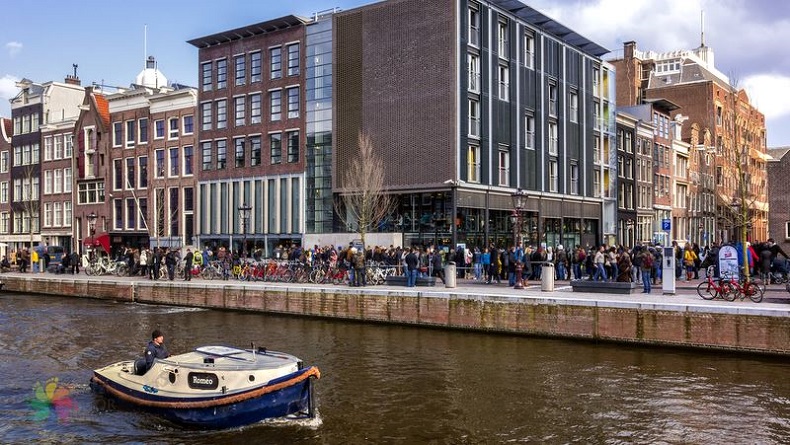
2;271;790;355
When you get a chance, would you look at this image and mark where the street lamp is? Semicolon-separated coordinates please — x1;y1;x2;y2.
86;211;97;264
238;203;252;261
511;188;526;289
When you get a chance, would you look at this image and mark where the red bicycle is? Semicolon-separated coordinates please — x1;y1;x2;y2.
697;267;735;301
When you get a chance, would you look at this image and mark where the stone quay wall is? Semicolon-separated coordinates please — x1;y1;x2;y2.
3;276;790;356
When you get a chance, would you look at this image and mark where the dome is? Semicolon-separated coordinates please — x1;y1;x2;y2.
134;56;168;88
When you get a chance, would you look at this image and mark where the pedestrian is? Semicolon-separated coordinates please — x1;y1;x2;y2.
683;244;698;281
165;249;176;281
638;248;654;293
353;247;367;286
405;247;418;287
593;246;607;281
70;251;80;274
431;248;445;284
183;248;194;281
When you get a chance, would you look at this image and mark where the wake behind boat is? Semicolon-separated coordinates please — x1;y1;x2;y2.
90;345;320;429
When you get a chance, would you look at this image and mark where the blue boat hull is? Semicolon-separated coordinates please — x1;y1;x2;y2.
91;366;318;429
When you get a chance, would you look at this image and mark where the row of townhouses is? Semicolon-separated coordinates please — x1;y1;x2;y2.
0;0;774;260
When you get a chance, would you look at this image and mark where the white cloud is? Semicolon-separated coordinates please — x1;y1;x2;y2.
5;41;22;57
0;75;19;117
742;73;790;119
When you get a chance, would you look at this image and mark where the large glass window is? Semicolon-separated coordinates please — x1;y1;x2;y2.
234;138;245;168
201;103;212;131
250;51;261;83
216;100;227;129
126;157;136;189
287;43;299;76
270;90;282;121
468;145;480;183
113;122;122;147
139;118;148;143
201;141;212;171
155;119;165;138
498;64;509;101
125;120;135;147
287;131;299;163
524;32;535;69
183;146;193;175
183;115;193;135
468;53;480;93
169;147;179;177
468;6;480;47
287;87;299;119
216;139;227;170
250;93;262;124
235;54;246;86
201;62;212;91
168;117;179;139
139;156;148;188
270;47;282;79
270;133;282;164
235;96;245;127
155;149;165;177
250;136;261;166
468;99;480;137
216;59;227;89
498;148;509;186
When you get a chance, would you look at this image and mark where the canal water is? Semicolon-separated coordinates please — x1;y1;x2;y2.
1;292;789;444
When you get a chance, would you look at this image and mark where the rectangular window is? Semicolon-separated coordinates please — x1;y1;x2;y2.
250;93;262;124
216;139;227;170
183;115;193;135
270;90;282;121
287;43;299;76
235;54;246;86
216;59;227;89
113;122;122;147
201;141;212;171
64;201;72;227
64;167;72;192
127;198;136;229
54;169;62;194
45;170;53;194
44;203;52;228
287;131;299;163
155;149;165;177
466;145;480;183
138;197;147;229
0;182;7;203
169;147;179;177
570;164;579;195
548;122;558;155
168;117;179;139
270;133;282;164
65;135;73;158
32;143;39;163
569;92;578;123
525;115;535;149
498;65;509;101
216;100;227;129
250;136;261;166
498;149;509;186
125;120;135;147
114;159;123;189
183;146;193;175
201;62;212;91
126;158;135;189
468;6;480;47
548;83;558;117
77;181;105;204
287;87;299;118
498;20;508;57
235;96;246;126
201;103;212;131
234;138;245;168
468;53;480;93
0;151;6;172
44;137;53;161
270;47;282;79
138;118;148;143
250;51;262;82
468;99;480;137
524;32;535;69
138;156;147;188
549;161;558;192
155;119;165;138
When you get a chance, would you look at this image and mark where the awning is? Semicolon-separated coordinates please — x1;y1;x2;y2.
83;232;111;253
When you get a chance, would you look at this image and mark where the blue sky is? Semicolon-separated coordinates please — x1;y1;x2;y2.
2;0;790;146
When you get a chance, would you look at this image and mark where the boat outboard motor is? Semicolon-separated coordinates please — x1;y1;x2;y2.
133;358;148;376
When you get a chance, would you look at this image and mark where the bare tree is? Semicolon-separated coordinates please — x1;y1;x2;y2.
334;132;396;250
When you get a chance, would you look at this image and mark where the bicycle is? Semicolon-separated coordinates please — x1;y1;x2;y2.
730;272;764;303
697;267;735;301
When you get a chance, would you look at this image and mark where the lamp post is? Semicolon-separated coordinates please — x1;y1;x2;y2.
511;188;526;289
86;211;97;264
238;203;252;261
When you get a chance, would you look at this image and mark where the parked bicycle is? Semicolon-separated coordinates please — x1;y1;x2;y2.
697;266;735;301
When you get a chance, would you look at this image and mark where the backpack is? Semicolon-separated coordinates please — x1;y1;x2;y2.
642;252;654;269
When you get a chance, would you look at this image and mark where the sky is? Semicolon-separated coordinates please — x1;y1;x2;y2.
2;0;790;146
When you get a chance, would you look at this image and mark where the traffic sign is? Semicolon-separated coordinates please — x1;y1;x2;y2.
661;219;671;231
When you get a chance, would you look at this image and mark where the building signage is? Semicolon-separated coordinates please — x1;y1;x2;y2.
661;219;671;231
718;245;739;280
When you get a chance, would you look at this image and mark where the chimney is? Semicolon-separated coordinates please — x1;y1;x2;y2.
624;41;637;59
65;75;81;86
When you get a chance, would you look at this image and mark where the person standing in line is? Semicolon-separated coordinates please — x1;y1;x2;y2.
183;248;194;281
405;247;419;287
165;248;177;281
431;247;445;284
638;248;654;293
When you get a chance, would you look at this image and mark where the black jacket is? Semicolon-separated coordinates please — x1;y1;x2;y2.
145;340;169;370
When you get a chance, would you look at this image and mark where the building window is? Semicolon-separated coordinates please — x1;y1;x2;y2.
250;93;262;124
498;148;509;186
125;157;135;189
287;43;299;76
497;20;508;57
468;53;480;93
548;83;558;117
54;169;62;194
270;90;282;121
569;91;578;123
548;161;558;192
138;156;147;188
44;203;52;228
593;169;601;197
155;119;165;138
468;5;480;46
169;147;179;177
78;182;105;204
468;99;480;138
287;131;299;163
235;138;245;168
183;115;194;135
570;164;579;195
250;136;261;166
216;100;228;129
113;122;122;147
125;120;135;147
0;151;6;173
45;170;53;194
201;62;212;91
250;51;261;83
201;141;212;171
183;146;193;176
524;32;535;69
548;122;558;155
216;140;227;170
139;118;148;143
592;67;600;88
126;198;136;229
498;64;509;101
235;96;246;127
0;182;6;203
216;59;227;89
525;114;535;149
467;145;480;183
201;103;212;131
270;133;282;164
270;47;282;79
593;137;600;161
235;54;246;86
287;87;299;119
155;149;165;177
64;167;72;192
65;135;73;158
168;117;179;139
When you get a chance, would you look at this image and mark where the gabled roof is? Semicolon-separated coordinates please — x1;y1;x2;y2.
767;147;790;162
2;118;11;140
187;15;308;48
489;0;609;57
94;94;110;128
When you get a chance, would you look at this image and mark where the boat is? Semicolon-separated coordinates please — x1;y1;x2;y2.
89;345;320;429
